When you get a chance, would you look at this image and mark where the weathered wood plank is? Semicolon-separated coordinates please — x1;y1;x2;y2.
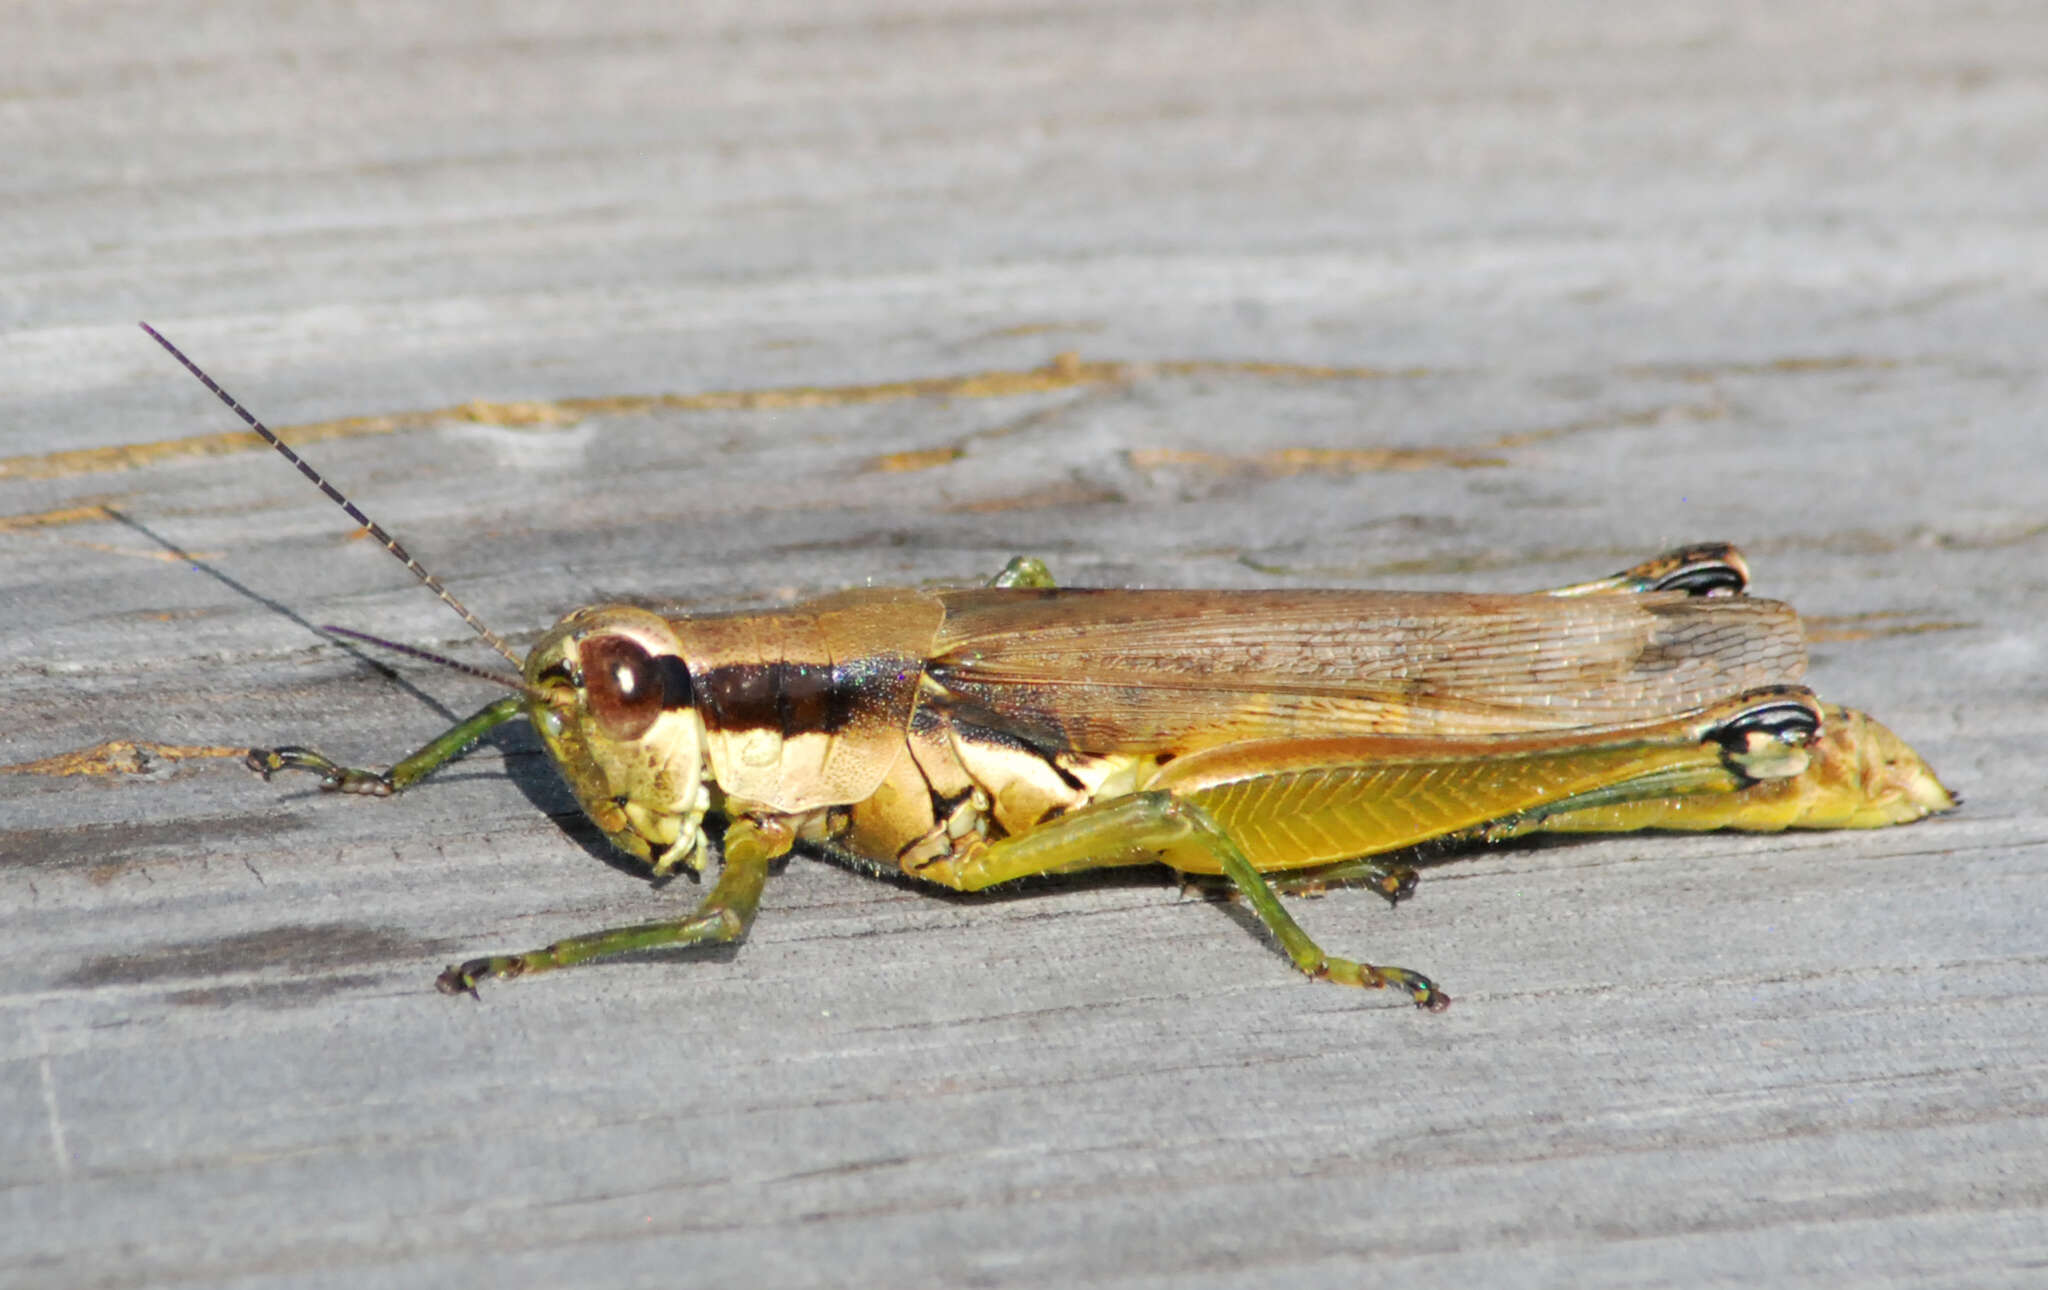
3;3;2042;1287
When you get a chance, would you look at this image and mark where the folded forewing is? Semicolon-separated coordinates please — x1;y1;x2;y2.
926;587;1806;751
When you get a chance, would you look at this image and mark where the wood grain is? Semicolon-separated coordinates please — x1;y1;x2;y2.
3;3;2042;1287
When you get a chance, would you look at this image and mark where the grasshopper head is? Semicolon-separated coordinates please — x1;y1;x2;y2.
524;606;712;877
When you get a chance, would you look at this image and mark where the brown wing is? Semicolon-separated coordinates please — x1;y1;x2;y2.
925;587;1806;752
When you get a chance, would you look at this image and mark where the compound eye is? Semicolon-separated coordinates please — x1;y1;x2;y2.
582;636;665;742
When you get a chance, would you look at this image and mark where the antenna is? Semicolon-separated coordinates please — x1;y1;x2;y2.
320;626;547;701
139;322;525;671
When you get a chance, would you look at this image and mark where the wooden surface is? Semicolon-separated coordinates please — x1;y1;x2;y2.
3;3;2043;1287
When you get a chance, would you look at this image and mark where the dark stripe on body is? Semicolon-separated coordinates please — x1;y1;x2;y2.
918;675;1081;777
915;685;1088;793
651;654;695;708
694;653;922;740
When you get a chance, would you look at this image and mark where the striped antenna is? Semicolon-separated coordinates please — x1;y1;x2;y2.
139;322;525;671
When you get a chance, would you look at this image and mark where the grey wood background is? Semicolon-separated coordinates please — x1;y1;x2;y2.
2;3;2042;1287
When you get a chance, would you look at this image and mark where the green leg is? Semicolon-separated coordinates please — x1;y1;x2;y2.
917;791;1448;1010
987;555;1058;588
247;696;525;795
1181;858;1418;904
1271;859;1420;904
1219;832;1447;1009
436;817;788;996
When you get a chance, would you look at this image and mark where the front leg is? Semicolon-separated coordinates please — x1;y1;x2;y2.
249;696;526;796
436;815;792;995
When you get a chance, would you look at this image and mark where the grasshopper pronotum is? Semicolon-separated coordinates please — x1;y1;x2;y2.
144;324;1955;1010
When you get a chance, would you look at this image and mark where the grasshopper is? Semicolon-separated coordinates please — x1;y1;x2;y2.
143;324;1955;1010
